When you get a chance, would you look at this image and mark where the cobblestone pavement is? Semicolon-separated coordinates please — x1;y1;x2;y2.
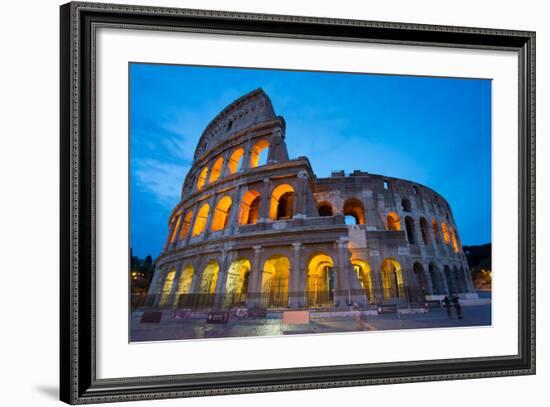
130;303;491;342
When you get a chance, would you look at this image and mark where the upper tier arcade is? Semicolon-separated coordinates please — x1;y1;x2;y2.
193;88;277;161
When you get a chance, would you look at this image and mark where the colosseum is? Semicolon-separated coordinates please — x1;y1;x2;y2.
145;88;478;312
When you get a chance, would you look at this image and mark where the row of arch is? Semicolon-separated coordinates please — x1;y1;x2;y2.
315;198;460;253
386;212;459;252
317;198;366;225
195;139;270;191
168;183;296;244
157;253;469;309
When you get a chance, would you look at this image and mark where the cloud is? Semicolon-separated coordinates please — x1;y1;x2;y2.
133;158;189;207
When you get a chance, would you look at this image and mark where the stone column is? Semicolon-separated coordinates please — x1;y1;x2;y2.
228;185;243;232
184;202;200;246
430;223;442;257
168;265;183;308
189;259;205;294
335;238;351;307
213;250;231;308
241;139;253;171
367;249;383;304
293;170;309;219
246;245;263;308
423;262;434;296
258;178;272;222
220;150;232;178
439;265;450;294
203;195;217;237
171;213;185;249
289;242;304;308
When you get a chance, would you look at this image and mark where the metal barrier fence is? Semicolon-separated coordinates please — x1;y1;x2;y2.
131;286;436;311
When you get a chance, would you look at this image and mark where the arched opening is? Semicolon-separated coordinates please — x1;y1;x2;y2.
179;210;193;240
225;258;251;306
449;227;459;253
387;212;401;231
191;203;210;236
381;258;404;300
175;265;194;307
429;262;445;294
420;217;430;245
249;139;270;168
209;156;224;183
307;254;335;307
343;198;366;225
401;198;412;212
441;222;451;244
352;259;373;302
196;167;209;190
413;262;429;297
269;184;295;221
169;214;182;244
227;148;244;174
318;202;334;217
198;260;219;307
238;190;261;225
444;265;457;294
159;269;176;307
211;196;232;232
405;216;416;244
261;255;290;308
199;260;219;293
432;219;440;243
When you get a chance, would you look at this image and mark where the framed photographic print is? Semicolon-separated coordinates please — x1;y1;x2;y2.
60;1;535;404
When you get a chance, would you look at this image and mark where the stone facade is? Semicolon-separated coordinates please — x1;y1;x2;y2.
146;88;478;311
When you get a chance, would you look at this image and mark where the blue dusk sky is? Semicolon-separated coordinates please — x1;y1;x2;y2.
130;63;491;259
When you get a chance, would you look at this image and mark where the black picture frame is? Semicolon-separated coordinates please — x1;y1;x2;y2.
60;1;536;404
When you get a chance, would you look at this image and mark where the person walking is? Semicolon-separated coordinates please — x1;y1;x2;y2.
443;295;453;319
452;295;463;319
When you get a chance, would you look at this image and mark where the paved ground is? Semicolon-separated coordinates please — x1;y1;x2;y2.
130;303;491;342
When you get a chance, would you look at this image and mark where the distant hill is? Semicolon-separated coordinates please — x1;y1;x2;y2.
463;243;491;270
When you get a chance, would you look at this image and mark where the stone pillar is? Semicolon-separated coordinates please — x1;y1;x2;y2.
171;213;185;249
241;139;253;171
189;259;204;294
440;265;450;294
213;250;231;308
203;195;217;237
293;171;309;219
289;242;304;308
168;265;183;308
430;224;442;257
228;185;243;232
267;128;289;163
246;245;263;308
367;249;383;304
220;150;232;178
335;238;351;307
184;202;200;246
258;178;272;222
423;262;434;296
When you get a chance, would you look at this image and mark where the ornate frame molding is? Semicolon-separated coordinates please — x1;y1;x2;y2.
60;2;535;404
